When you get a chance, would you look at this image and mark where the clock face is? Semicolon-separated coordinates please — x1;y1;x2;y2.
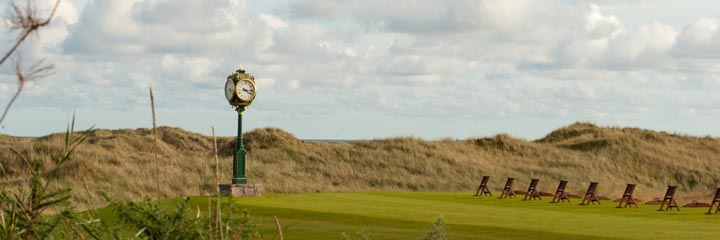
236;79;256;101
224;79;235;101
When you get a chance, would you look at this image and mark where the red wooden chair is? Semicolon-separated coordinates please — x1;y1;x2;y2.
706;188;720;215
499;178;516;199
616;184;638;208
523;179;542;201
580;182;601;205
474;176;492;196
551;180;570;203
658;186;680;211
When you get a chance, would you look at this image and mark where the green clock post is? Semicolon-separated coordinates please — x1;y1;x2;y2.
233;105;247;184
220;66;262;196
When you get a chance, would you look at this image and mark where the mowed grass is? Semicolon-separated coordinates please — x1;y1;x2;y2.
170;192;720;240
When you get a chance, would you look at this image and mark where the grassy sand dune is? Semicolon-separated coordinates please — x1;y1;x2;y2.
2;122;720;209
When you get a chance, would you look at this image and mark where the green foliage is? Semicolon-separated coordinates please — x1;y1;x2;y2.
84;195;262;240
222;208;262;240
104;196;205;240
422;215;446;240
74;210;124;240
0;114;91;239
0;210;26;240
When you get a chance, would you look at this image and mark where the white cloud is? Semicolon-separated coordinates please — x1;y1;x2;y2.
0;83;9;95
287;79;300;91
585;4;623;39
54;0;84;24
2;0;720;140
596;22;678;68
675;18;720;58
133;0;241;34
62;1;141;55
286;0;357;19
62;0;255;56
389;35;415;53
258;13;288;29
356;0;540;34
254;77;275;90
158;55;224;84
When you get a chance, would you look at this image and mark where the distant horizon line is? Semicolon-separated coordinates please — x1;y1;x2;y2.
4;122;719;142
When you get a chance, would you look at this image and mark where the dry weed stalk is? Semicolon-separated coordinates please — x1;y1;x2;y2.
0;0;60;65
82;176;94;205
213;127;219;194
149;86;160;196
212;127;222;239
62;217;85;240
207;197;213;239
273;216;283;240
0;0;61;127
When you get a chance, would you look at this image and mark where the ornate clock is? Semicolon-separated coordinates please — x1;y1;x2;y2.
222;66;257;187
224;78;235;101
225;66;256;107
236;79;256;102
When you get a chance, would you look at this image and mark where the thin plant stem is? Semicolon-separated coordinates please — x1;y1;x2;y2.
82;176;94;205
207;196;212;240
213;127;220;193
274;216;284;240
0;80;24;127
62;217;85;240
150;86;160;197
212;127;221;239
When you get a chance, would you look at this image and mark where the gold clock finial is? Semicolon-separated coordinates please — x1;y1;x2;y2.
239;65;243;71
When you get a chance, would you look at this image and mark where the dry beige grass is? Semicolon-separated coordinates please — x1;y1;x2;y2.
2;122;720;210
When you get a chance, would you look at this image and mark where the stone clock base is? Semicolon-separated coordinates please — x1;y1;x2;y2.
219;183;263;197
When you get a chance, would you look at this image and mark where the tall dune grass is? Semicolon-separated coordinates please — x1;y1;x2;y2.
1;122;719;209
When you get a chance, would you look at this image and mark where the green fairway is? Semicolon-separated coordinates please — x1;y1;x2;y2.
181;192;720;240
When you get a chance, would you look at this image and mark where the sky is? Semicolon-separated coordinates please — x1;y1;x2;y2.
0;0;719;140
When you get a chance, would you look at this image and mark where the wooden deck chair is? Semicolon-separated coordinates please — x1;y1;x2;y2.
499;178;516;199
580;182;601;205
658;186;680;211
474;176;492;196
616;184;638;208
523;179;542;201
706;188;720;215
551;180;570;203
